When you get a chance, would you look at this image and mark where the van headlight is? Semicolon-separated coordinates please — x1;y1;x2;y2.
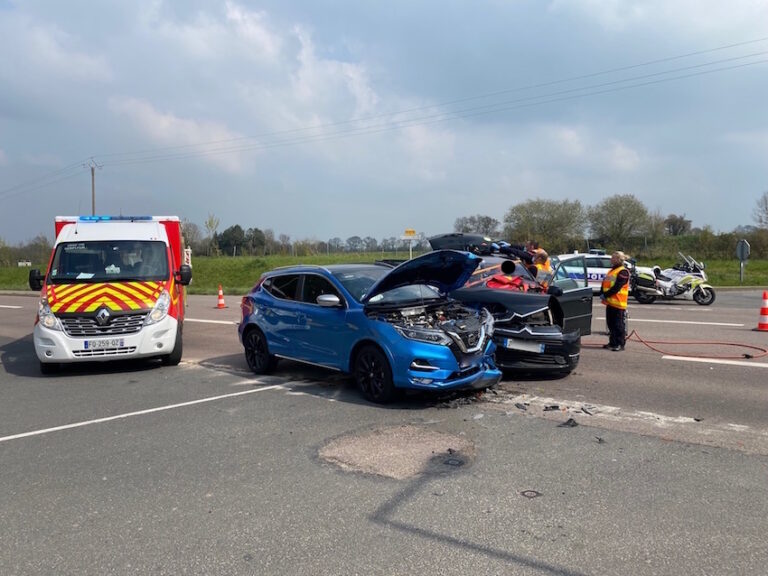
145;290;171;325
38;298;62;331
394;325;452;346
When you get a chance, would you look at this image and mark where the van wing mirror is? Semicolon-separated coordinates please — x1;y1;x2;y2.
176;264;193;286
29;269;44;291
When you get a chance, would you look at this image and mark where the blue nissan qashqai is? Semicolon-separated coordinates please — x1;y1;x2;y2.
238;250;502;403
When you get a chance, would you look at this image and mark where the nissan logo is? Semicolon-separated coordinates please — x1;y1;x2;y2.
95;308;111;326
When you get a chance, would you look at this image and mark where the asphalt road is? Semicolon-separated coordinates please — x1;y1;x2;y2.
1;290;767;575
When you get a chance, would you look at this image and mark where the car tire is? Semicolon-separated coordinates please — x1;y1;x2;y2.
161;325;183;366
353;345;395;404
243;326;277;374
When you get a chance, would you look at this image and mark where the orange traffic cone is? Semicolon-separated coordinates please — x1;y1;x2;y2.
757;291;768;331
216;284;227;309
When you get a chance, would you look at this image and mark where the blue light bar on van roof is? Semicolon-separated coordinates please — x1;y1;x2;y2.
79;216;153;222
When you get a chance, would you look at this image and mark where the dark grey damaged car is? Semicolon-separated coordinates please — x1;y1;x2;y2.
428;234;593;375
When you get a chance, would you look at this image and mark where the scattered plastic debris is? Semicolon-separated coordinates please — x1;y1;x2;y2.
543;404;560;412
594;436;605;444
558;418;579;428
521;490;543;499
514;403;528;412
473;413;485;420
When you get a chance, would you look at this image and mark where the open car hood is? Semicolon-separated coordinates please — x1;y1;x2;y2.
362;250;481;303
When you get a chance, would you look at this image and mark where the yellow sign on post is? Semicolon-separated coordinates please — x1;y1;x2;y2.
400;229;417;259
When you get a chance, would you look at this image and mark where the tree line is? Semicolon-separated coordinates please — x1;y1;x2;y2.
2;192;767;266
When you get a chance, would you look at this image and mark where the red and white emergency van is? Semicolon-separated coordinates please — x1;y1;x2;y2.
29;216;192;374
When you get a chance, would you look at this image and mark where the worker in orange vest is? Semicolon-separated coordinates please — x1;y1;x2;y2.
600;251;630;351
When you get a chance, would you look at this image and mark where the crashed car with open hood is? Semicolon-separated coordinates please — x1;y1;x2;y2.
428;234;593;375
238;249;502;403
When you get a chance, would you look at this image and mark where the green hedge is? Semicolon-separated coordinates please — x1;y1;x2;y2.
2;253;765;295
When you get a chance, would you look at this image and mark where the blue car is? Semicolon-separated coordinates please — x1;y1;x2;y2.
238;250;502;403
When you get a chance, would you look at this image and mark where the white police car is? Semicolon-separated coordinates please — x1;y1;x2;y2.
552;250;612;294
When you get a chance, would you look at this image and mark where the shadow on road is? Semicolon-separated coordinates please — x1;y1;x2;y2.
370;453;589;576
0;335;167;379
195;352;506;410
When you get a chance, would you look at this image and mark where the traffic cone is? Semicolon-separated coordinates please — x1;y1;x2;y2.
757;291;768;331
216;284;227;309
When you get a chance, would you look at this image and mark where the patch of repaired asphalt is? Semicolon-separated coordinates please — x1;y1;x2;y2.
319;425;474;480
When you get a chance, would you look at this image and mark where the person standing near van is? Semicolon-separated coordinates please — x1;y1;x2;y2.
600;251;629;351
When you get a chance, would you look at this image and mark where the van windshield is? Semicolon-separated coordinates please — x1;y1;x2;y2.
49;241;169;283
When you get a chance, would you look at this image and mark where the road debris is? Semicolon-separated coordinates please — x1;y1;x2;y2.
558;418;579;428
521;490;543;499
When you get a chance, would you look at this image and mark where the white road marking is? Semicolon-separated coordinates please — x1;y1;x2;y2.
0;305;23;309
185;317;238;325
662;356;768;369
596;316;743;327
0;383;284;444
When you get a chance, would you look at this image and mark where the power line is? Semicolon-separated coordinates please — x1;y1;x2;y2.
2;37;767;197
92;35;768;164
97;52;768;168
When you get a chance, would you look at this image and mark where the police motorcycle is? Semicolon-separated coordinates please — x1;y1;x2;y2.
628;252;715;306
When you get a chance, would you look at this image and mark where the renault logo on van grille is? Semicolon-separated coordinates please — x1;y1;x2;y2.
95;308;111;326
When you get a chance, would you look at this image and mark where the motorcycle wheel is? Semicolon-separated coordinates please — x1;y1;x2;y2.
634;292;657;304
693;287;716;306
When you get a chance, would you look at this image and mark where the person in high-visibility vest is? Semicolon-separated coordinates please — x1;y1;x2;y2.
600;251;630;351
533;249;552;274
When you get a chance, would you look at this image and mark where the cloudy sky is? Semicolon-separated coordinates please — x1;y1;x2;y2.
1;0;766;244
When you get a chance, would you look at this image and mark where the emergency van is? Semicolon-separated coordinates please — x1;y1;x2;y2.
29;216;192;374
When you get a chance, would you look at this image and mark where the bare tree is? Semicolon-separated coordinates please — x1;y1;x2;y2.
664;213;692;236
454;214;500;236
754;190;768;229
204;213;220;256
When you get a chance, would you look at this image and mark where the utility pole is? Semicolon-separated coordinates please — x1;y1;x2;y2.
85;158;102;215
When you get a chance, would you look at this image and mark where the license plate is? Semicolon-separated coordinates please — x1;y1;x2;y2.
84;338;124;350
503;338;544;353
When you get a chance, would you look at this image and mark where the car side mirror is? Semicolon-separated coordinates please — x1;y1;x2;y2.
546;285;563;296
317;294;342;307
29;269;44;291
176;264;192;286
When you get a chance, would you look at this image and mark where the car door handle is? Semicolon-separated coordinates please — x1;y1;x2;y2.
581;297;592;303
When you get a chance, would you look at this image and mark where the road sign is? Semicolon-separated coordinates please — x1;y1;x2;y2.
736;239;750;262
736;239;750;284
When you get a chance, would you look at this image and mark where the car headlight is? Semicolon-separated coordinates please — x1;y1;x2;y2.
525;309;553;326
38;298;62;331
482;308;494;337
394;325;452;346
145;290;171;325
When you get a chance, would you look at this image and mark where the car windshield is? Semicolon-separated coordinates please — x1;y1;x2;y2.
331;268;442;304
49;240;169;283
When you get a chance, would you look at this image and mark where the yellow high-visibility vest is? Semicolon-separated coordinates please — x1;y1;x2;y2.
601;266;628;309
